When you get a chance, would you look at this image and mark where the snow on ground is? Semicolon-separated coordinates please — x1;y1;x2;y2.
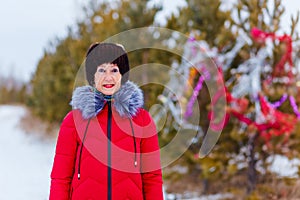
165;193;234;200
268;155;300;178
0;105;56;200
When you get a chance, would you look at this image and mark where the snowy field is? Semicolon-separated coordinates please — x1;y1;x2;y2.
0;105;55;200
0;105;299;200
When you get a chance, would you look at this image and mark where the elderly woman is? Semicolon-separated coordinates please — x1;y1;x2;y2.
49;43;163;200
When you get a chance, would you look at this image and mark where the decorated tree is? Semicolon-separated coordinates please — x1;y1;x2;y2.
216;0;300;194
159;0;300;197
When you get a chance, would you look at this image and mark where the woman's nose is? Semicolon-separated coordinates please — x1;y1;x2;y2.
104;73;114;81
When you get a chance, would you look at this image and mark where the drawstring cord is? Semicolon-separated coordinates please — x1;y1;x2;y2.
77;118;91;180
129;119;137;167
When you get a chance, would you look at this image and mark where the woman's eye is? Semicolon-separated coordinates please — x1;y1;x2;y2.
98;68;105;73
112;68;119;73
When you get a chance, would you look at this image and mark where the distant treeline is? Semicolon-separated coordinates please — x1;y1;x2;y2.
0;76;27;104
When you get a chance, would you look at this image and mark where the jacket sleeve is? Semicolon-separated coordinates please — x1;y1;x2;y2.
49;111;78;200
140;110;164;200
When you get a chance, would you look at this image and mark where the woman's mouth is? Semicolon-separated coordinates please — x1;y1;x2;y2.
103;84;115;88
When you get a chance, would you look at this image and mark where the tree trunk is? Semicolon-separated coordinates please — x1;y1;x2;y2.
247;131;259;194
202;179;209;194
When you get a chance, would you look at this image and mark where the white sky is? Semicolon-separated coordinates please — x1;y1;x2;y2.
0;0;299;82
0;0;82;82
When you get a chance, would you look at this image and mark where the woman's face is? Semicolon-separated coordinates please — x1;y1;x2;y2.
94;63;122;95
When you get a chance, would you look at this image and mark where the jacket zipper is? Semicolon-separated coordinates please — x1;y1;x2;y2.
107;100;112;200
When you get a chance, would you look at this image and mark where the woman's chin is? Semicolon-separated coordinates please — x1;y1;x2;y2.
100;88;117;95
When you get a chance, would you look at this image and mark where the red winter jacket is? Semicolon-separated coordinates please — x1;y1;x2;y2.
49;82;163;200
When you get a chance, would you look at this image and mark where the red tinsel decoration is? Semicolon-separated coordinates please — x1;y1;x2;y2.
251;27;293;82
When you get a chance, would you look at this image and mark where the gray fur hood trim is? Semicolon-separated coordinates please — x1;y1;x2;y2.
70;81;144;119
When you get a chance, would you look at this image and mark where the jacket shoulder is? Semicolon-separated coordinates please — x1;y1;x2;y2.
133;108;154;127
60;111;75;127
58;111;78;141
63;109;87;125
